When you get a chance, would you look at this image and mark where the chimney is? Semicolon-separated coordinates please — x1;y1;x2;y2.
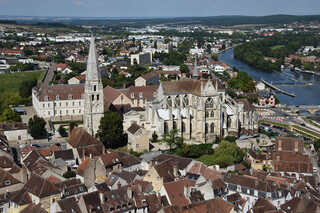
173;164;178;177
123;83;126;89
127;187;133;199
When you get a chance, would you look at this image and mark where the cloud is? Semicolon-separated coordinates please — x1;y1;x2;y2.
73;1;84;6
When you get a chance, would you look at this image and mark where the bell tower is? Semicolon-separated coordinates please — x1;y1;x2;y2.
84;35;104;136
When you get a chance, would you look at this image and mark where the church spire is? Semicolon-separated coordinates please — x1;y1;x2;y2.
86;35;101;81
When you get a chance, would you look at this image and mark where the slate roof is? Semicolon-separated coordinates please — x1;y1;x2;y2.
0;167;21;188
153;159;176;183
0;122;27;131
0;156;15;169
10;188;32;206
81;191;104;213
127;123;142;135
145;194;162;213
153;154;193;171
20;203;47;213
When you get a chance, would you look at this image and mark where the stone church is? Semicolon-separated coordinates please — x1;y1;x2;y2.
123;78;259;143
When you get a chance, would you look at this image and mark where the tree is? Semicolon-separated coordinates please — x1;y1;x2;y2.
58;125;67;137
154;41;158;49
63;171;76;179
151;131;158;143
96;110;125;148
180;64;189;73
314;139;320;152
0;106;21;123
162;129;183;150
19;78;37;98
23;49;33;56
69;122;78;132
211;141;245;168
28;115;47;139
211;54;218;61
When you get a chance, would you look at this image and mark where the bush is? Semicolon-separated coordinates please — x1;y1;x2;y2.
151;131;158;143
58;126;67;137
63;171;76;179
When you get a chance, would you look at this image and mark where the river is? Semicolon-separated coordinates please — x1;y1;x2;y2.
218;48;320;106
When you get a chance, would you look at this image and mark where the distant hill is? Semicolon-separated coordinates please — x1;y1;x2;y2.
1;14;320;26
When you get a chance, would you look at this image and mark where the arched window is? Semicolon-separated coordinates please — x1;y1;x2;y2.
164;122;168;133
205;123;208;134
211;111;214;117
68;94;73;100
227;117;232;128
205;98;213;108
175;96;180;107
173;121;177;130
205;112;209;118
210;123;214;133
183;95;189;106
167;96;172;107
56;95;60;100
182;122;185;133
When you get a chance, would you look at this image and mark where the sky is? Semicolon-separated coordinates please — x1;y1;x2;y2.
0;0;320;18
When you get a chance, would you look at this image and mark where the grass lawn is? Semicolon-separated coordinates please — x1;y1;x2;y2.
195;154;215;166
0;70;46;93
271;45;285;50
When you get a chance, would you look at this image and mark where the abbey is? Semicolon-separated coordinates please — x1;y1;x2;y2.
124;78;259;143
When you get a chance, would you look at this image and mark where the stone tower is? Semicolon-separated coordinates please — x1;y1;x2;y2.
84;36;104;136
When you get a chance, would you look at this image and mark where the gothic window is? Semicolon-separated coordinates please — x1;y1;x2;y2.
175;96;180;107
205;98;213;108
205;123;208;134
205;112;209;118
68;94;73;100
182;122;186;133
167;96;172;107
164;122;168;133
211;111;214;117
94;85;97;91
173;121;177;130
210;123;214;133
44;96;48;101
183;95;189;106
227;117;232;128
56;95;60;100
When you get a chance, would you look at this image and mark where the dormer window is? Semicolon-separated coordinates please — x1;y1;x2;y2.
44;96;49;101
68;94;73;100
56;95;60;100
5;180;10;185
153;92;157;97
139;92;143;98
81;93;84;99
131;93;134;98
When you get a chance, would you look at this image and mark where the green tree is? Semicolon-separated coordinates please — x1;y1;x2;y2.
162;129;183;150
180;64;189;73
211;54;218;61
154;41;157;49
19;78;37;98
0;106;21;123
58;126;67;137
211;141;245;168
96;110;125;148
151;131;158;143
314;139;320;152
63;171;76;179
23;49;33;56
69;122;78;132
28;115;47;139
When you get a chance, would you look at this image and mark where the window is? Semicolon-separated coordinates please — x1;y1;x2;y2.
173;121;177;130
94;85;97;91
136;144;140;148
210;123;214;133
139;92;143;98
182;122;185;133
184;95;189;106
45;96;49;101
131;93;134;98
66;102;68;107
66;110;68;114
211;111;214;117
167;96;172;107
205;98;213;108
175;96;180;107
97;95;99;101
72;102;75;106
59;102;61;107
43;104;45;108
92;95;94;101
79;109;81;113
205;123;208;134
56;95;60;100
164;122;168;133
172;195;175;199
79;101;81;106
79;187;84;192
205;112;209;118
68;94;72;100
48;111;50;115
73;109;75;114
5;180;10;185
81;93;84;99
48;103;50;107
60;110;62;114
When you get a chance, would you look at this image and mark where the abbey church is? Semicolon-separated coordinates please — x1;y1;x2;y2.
123;77;259;143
